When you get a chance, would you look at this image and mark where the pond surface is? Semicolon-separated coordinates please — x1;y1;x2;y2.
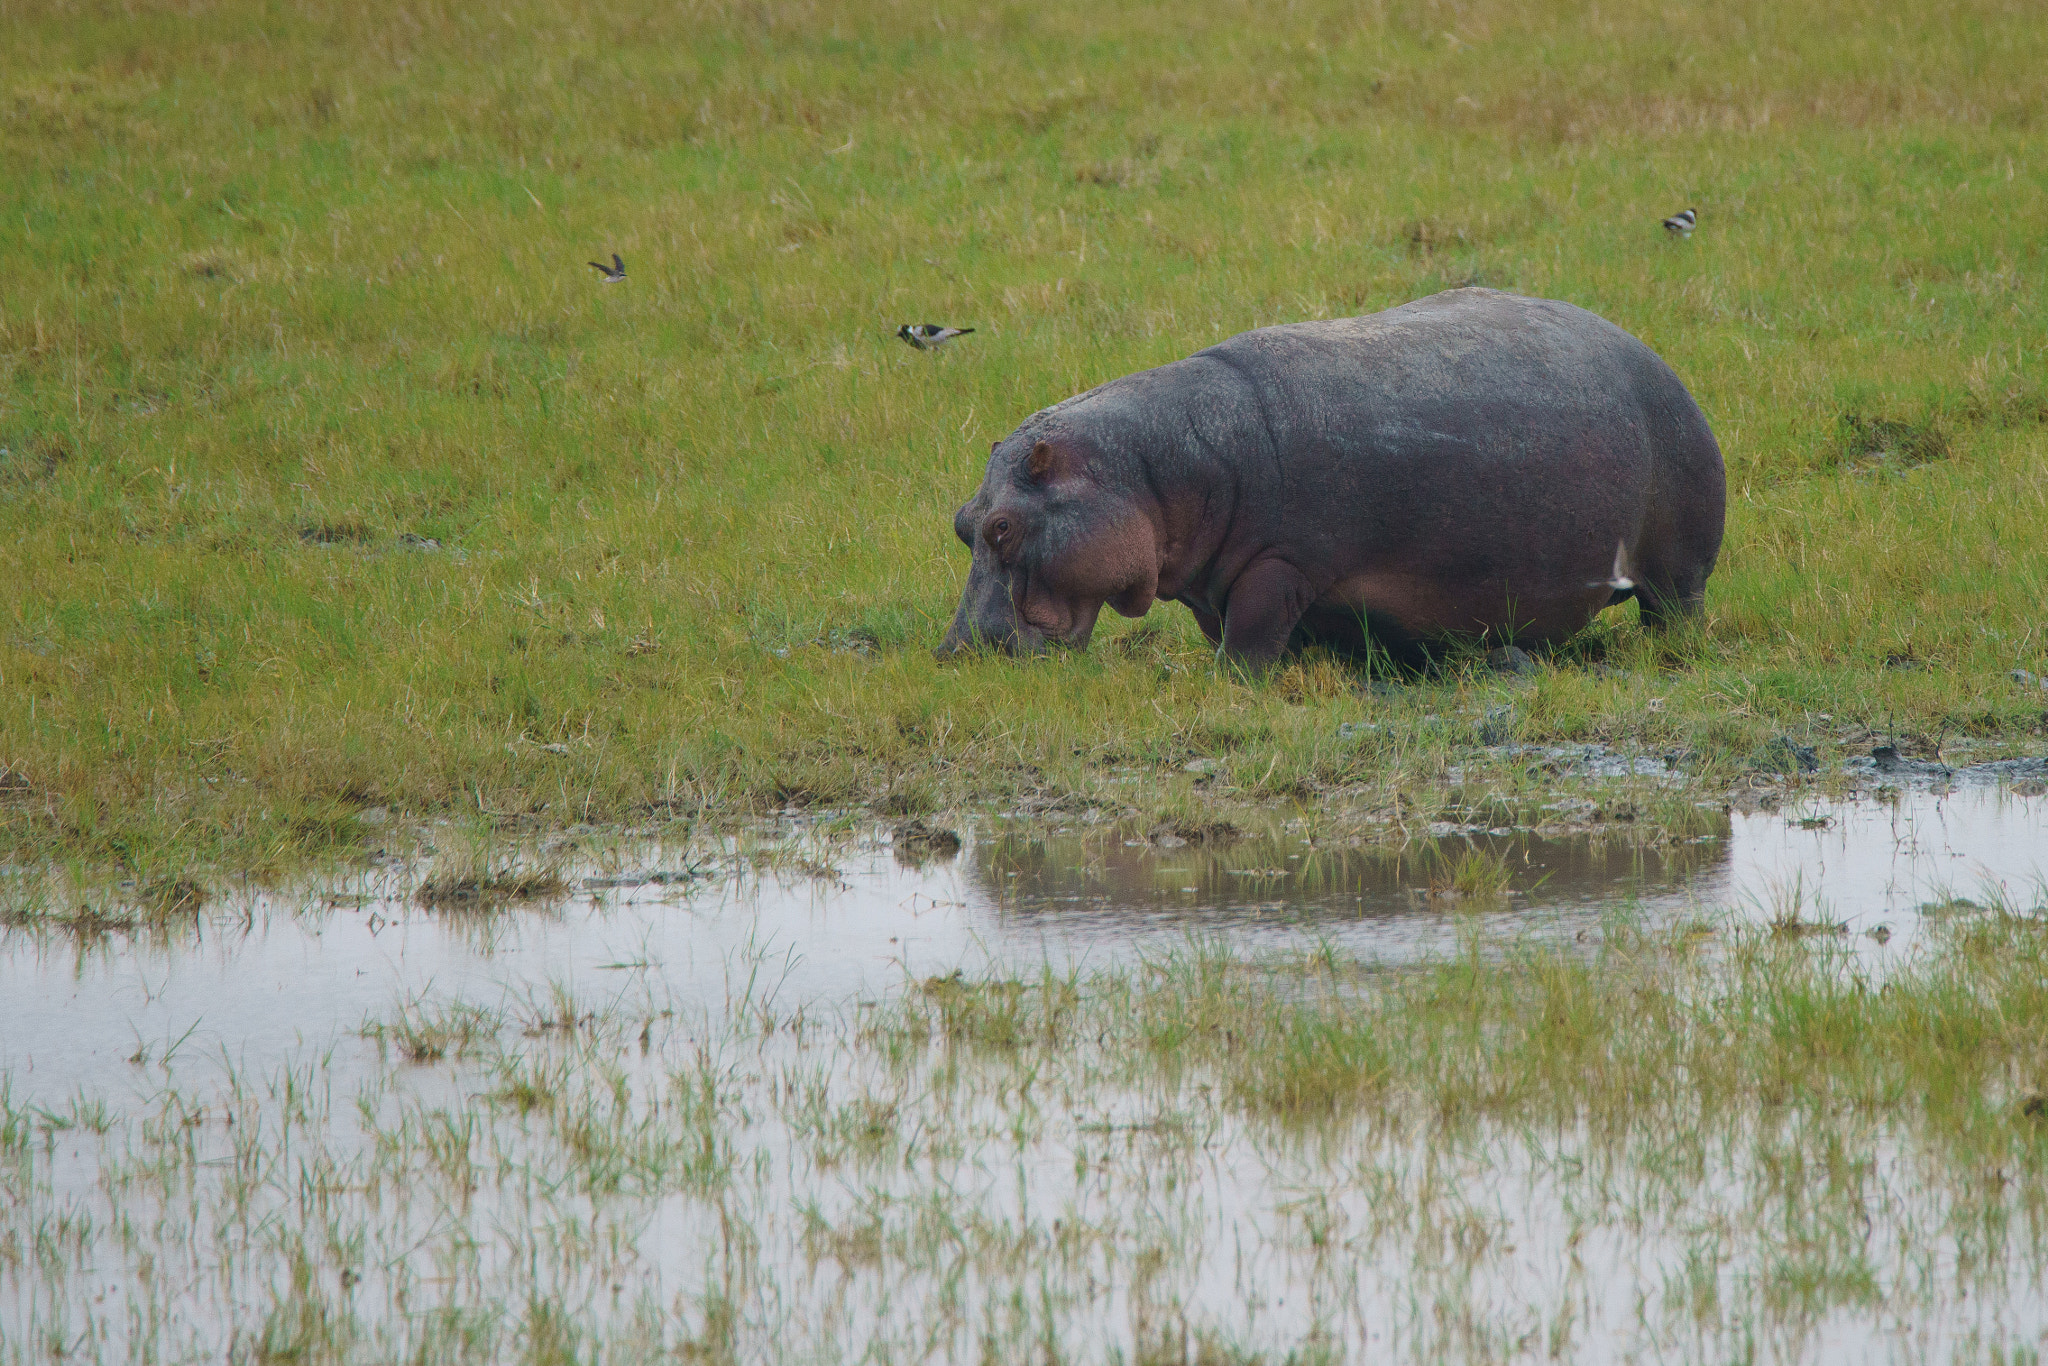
3;779;2047;1363
6;782;2044;1108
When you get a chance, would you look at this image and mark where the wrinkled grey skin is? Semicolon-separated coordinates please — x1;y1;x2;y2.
938;288;1725;669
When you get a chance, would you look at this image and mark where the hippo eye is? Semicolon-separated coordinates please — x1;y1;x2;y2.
991;517;1011;538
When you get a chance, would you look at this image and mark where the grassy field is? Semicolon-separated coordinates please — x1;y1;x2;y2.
3;0;2047;873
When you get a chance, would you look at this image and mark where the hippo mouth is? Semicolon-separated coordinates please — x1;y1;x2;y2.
936;613;1057;658
1011;566;1107;651
937;558;1097;657
937;552;1033;657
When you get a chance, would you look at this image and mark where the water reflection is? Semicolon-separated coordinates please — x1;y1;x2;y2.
977;820;1727;931
2;785;2045;1113
962;781;2047;954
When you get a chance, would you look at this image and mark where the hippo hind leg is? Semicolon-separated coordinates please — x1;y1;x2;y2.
1293;606;1432;672
1632;566;1708;631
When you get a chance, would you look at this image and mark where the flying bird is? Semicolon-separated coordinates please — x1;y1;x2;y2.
1591;541;1637;594
1662;208;1697;238
897;323;974;351
587;253;626;282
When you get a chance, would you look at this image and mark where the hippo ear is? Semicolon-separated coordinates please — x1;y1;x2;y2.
1026;440;1081;484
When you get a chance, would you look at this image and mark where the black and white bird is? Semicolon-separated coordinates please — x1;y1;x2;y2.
1662;208;1697;238
896;323;974;351
587;253;627;283
1590;541;1637;595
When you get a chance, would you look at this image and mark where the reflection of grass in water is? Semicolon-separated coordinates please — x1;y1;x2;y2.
1753;873;1852;939
414;862;566;908
414;828;568;909
986;823;1715;914
19;904;2048;1360
363;998;500;1064
898;969;1082;1054
1431;846;1514;903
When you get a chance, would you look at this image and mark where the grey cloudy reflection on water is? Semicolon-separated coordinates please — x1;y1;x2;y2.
2;782;2044;1112
0;806;1706;1113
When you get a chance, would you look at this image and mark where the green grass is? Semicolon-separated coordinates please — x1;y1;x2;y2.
3;0;2047;871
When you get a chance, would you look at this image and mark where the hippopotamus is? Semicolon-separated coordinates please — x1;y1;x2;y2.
937;288;1724;669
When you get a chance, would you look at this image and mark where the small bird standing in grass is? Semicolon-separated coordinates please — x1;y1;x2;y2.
587;253;626;282
1662;208;1697;237
897;323;974;351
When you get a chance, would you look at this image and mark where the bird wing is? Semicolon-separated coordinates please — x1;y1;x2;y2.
1608;541;1635;589
1588;540;1636;590
612;254;624;272
588;261;607;271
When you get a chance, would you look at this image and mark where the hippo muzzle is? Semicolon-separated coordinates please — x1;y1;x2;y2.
934;536;1056;657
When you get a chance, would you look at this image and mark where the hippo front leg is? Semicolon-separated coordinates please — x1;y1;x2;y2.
1219;559;1316;673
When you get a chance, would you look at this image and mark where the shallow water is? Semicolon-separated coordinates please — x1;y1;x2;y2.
6;783;2044;1110
4;781;2047;1362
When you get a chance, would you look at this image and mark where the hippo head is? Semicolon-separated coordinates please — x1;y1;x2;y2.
936;435;1159;656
